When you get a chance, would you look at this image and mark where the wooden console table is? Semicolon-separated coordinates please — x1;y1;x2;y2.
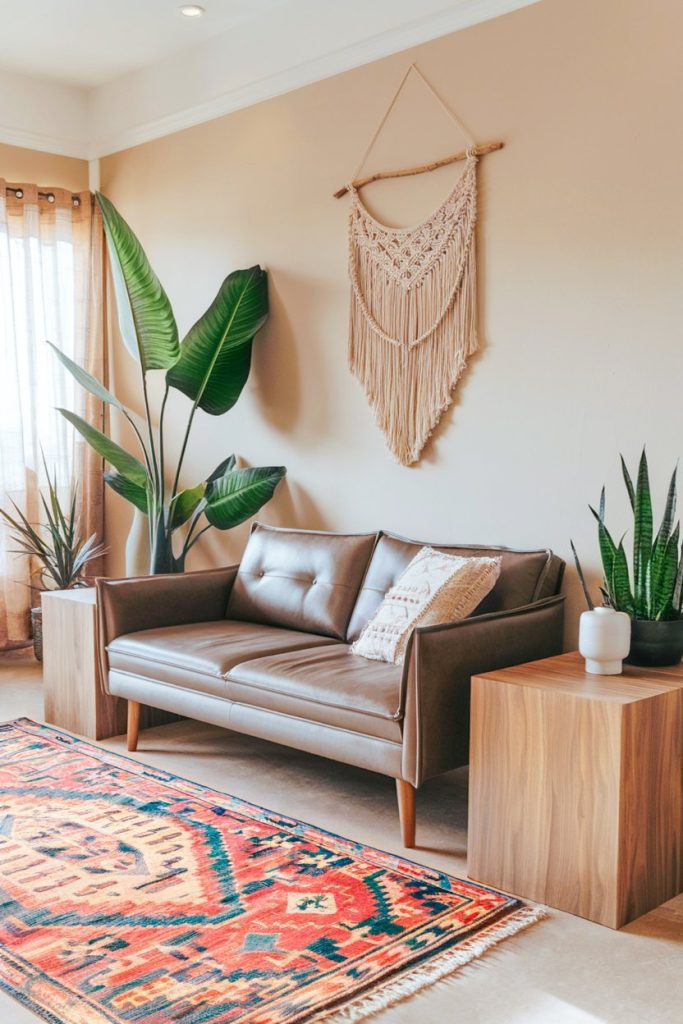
42;589;174;741
468;651;683;929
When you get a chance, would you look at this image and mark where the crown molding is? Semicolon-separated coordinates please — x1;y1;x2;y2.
0;123;89;161
0;66;89;160
89;0;539;157
1;0;539;161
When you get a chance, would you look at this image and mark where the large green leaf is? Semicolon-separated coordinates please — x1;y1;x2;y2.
204;466;285;530
166;267;268;415
650;469;678;616
48;341;128;414
49;340;154;479
104;471;149;514
620;455;635;511
657;467;677;543
651;468;679;544
168;458;238;538
610;541;634;615
168;483;206;530
570;539;594;611
633;449;653;615
206;454;236;484
673;543;683;614
653;523;680;619
96;192;179;372
58;408;148;488
651;468;677;565
590;496;620;607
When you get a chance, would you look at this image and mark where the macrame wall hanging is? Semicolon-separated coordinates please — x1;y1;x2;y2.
335;65;503;466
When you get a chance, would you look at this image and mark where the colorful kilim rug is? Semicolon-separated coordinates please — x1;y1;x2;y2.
0;719;542;1024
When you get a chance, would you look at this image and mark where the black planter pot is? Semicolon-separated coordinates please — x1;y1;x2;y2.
625;618;683;668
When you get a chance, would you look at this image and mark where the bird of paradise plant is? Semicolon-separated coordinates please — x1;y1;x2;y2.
50;193;285;574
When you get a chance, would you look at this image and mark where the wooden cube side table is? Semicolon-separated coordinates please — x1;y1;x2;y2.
468;651;683;929
42;589;174;741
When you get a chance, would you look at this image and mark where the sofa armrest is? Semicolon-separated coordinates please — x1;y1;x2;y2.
400;595;565;786
97;565;239;643
96;566;239;684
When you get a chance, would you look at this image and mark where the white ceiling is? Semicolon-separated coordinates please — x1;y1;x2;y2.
0;0;286;88
0;0;540;160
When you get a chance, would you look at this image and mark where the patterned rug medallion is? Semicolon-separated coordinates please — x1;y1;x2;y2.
0;720;541;1024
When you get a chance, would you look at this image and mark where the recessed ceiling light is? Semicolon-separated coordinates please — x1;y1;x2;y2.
180;4;205;17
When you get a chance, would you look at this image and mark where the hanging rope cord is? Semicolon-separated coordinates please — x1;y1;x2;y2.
350;65;477;180
347;65;479;349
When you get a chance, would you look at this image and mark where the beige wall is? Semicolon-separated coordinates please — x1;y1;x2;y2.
0;142;88;191
100;0;683;643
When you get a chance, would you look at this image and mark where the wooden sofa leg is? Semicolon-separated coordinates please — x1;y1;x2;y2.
127;700;141;752
396;779;416;848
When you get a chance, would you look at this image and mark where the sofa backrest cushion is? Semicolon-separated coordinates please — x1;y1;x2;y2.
227;523;378;640
346;532;562;642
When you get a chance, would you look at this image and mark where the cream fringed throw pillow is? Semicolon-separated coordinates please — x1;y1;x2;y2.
351;547;501;665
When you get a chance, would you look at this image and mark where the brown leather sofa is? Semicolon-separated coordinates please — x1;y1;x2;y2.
97;524;565;846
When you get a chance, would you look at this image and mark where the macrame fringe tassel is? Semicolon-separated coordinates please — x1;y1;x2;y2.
312;904;547;1024
349;232;477;465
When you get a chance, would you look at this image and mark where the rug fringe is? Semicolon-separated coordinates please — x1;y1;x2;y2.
312;904;547;1024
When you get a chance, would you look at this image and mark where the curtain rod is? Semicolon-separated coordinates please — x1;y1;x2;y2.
5;185;82;207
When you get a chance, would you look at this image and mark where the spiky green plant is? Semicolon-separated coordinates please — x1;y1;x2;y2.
575;449;683;620
0;463;106;590
570;539;594;611
49;193;285;574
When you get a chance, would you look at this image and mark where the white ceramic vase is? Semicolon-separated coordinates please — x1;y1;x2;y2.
125;507;150;577
578;607;631;675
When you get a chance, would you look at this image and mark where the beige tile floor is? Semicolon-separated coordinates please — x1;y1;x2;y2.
0;650;681;1023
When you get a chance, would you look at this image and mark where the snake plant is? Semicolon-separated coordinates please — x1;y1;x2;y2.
574;449;683;620
50;193;285;574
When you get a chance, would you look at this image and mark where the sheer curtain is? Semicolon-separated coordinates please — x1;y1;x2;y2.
0;180;106;649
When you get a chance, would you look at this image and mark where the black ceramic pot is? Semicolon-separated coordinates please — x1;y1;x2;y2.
625;618;683;668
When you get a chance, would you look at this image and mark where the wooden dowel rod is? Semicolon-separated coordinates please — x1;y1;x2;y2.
333;141;503;198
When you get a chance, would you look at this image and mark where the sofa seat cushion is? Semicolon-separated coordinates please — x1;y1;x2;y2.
226;645;404;742
226;522;377;640
107;621;335;699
